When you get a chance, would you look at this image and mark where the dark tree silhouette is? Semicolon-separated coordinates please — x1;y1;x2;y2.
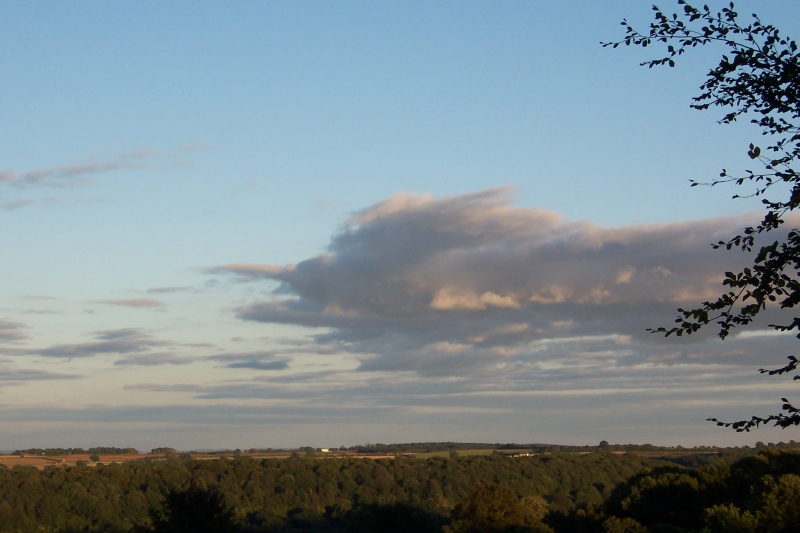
348;502;444;533
605;1;800;431
149;486;237;533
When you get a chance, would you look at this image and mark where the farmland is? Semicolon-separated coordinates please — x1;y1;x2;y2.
0;441;783;470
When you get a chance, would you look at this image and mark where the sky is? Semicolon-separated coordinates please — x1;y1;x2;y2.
2;0;800;451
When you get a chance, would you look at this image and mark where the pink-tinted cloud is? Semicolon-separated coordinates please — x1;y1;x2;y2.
1;199;33;211
1;146;210;189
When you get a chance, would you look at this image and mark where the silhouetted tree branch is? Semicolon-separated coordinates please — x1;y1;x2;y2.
604;1;800;431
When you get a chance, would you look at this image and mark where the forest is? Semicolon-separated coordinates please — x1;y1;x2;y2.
0;448;798;532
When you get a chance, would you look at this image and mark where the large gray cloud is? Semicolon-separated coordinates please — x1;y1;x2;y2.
211;188;799;377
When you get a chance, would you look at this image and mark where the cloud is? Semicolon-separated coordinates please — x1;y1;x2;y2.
211;187;795;377
0;367;82;382
96;298;164;308
3;328;169;358
146;286;195;294
114;353;195;366
430;288;520;310
120;359;798;426
0;146;209;189
227;360;289;370
2;160;145;188
0;320;28;342
207;351;290;371
209;264;284;280
314;199;339;211
34;162;133;182
1;199;33;211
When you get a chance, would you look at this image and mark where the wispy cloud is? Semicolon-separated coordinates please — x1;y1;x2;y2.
1;199;33;211
3;328;169;358
1;146;210;189
0;367;82;382
314;199;339;212
0;321;29;342
95;298;164;308
207;351;290;371
120;362;798;426
114;352;195;366
146;286;196;294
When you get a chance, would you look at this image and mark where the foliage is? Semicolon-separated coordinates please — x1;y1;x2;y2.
147;486;237;533
0;450;799;532
600;517;646;533
151;448;178;455
605;0;800;430
87;447;140;455
348;502;444;533
703;503;758;533
602;450;800;532
448;483;542;532
0;453;652;533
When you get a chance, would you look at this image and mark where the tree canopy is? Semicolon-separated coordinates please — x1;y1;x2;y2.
0;453;656;532
605;1;800;431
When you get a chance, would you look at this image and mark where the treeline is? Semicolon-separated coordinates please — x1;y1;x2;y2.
12;447;139;456
278;440;800;457
0;452;653;532
19;440;793;458
150;448;177;455
1;450;798;532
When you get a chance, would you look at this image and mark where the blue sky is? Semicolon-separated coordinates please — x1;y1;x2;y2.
1;1;799;451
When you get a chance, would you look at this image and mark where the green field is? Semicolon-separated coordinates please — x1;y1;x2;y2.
415;449;496;459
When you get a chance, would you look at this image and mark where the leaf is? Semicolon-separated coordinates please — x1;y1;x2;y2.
612;0;800;432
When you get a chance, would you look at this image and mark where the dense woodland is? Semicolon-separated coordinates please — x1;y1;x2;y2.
0;449;798;532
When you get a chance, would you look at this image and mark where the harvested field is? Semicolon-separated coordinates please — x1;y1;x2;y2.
0;451;410;469
0;453;152;470
0;448;724;470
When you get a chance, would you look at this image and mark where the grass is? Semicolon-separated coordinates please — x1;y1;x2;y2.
415;449;496;459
